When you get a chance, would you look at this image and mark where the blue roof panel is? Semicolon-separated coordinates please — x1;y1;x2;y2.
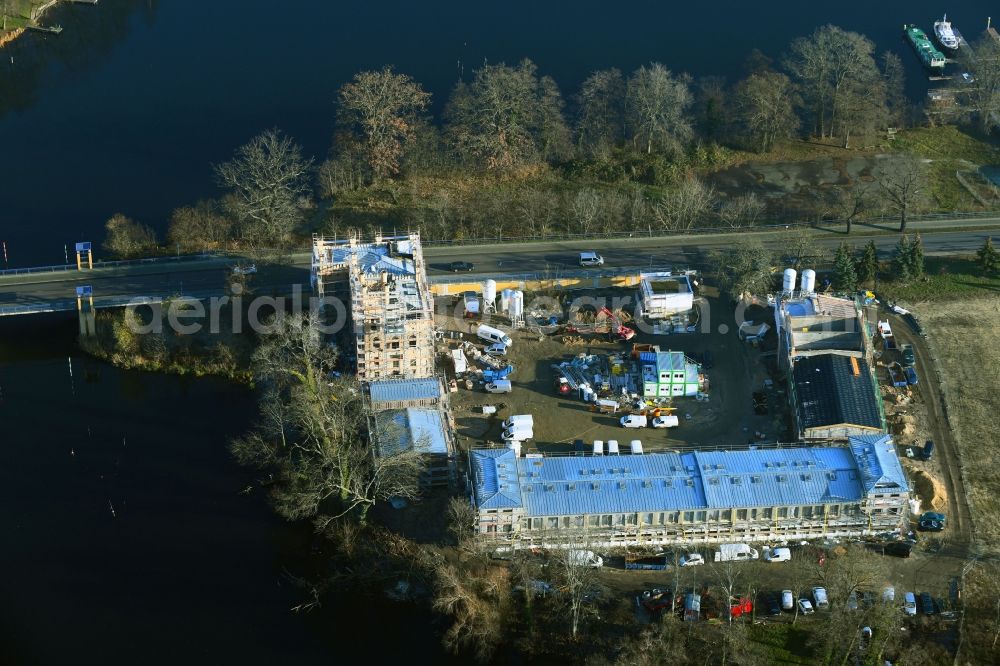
471;442;907;516
369;377;441;404
472;449;524;510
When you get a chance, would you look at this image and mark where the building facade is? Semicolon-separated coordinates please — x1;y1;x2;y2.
469;435;908;547
312;233;435;381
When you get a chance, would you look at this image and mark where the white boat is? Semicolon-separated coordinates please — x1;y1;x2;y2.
934;14;959;52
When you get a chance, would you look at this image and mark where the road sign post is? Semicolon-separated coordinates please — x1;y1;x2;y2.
75;242;93;270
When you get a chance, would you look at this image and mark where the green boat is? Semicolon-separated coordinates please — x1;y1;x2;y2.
904;24;946;69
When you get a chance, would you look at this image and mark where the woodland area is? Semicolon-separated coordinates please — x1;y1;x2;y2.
98;24;1000;259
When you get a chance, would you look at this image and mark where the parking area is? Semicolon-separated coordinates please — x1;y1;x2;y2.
436;288;791;456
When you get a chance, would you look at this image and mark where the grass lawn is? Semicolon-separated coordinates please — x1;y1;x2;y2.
916;295;1000;545
748;623;818;664
877;257;1000;303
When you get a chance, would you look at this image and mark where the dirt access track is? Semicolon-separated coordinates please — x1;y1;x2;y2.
889;312;973;551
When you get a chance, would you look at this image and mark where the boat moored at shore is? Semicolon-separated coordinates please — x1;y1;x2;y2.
904;24;946;70
933;14;960;52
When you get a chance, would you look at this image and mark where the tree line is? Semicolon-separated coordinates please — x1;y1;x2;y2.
100;23;938;258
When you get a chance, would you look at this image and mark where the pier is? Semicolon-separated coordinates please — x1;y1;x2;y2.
27;24;63;34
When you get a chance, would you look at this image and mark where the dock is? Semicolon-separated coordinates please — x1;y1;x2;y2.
27;24;63;34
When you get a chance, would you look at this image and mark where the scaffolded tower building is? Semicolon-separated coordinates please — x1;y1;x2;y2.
311;233;436;381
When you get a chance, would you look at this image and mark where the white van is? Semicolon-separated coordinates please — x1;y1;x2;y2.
568;550;603;568
764;547;792;563
477;324;513;347
502;414;533;429
579;251;604;267
713;544;760;562
485;380;512;394
620;414;648;428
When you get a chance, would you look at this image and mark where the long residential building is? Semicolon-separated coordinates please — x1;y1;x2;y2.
469;435;909;547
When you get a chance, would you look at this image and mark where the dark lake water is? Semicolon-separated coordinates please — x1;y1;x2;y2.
0;315;456;664
0;0;996;267
0;2;993;662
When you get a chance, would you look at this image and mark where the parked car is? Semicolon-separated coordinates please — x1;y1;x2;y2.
651;415;679;428
882;586;895;604
846;591;859;611
579;251;604;267
812;587;830;610
232;263;256;275
764;547;792;563
922;440;935;461
448;261;475;272
484;342;508;356
781;589;795;610
679;553;704;567
904;592;917;616
920;592;935;615
919;511;946;532
901;343;915;366
798;598;815;615
762;592;782;616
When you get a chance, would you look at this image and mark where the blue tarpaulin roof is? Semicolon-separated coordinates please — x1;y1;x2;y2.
377;408;449;456
369;377;441;405
470;437;908;516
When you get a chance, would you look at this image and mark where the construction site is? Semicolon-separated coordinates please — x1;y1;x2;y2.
308;234;947;554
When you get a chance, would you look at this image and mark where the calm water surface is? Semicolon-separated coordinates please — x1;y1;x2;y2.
0;316;454;664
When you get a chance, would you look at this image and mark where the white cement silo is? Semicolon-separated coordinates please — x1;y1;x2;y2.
801;269;816;294
782;268;797;294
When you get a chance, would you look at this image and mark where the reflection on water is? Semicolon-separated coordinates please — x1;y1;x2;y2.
0;0;155;117
0;315;453;664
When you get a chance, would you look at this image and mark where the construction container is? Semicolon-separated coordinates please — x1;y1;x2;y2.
607;440;619;455
630;440;643;454
593;440;603;456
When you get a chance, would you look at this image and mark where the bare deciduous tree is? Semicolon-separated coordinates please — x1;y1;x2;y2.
231;314;423;524
433;558;511;660
719;193;765;229
549;549;605;639
103;213;158;258
875;155;928;233
576;68;626;155
625;62;693;154
167;200;234;252
733;71;800;152
215;129;314;253
337;67;431;181
445;59;561;171
652;176;715;231
785;25;886;142
960;36;1000;134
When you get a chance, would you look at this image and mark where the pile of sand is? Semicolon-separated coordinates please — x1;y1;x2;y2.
911;469;948;511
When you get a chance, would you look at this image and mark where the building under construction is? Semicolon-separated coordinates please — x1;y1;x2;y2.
311;233;436;381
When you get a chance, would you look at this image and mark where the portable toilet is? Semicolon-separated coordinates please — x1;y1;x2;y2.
607;440;619;455
630;440;643;454
593;440;603;456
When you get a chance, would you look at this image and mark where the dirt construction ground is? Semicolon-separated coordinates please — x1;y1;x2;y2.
436;291;787;456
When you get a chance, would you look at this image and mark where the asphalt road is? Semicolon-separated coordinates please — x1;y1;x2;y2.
1;218;998;313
